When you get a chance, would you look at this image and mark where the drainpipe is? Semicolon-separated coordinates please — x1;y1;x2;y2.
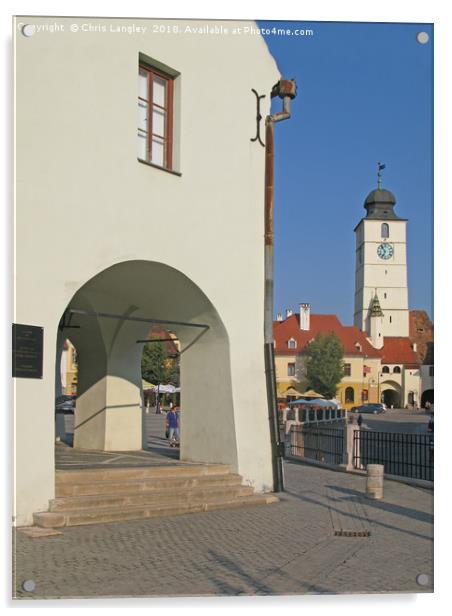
264;79;297;493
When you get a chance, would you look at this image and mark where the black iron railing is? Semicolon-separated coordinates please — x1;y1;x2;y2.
353;430;433;481
288;425;344;465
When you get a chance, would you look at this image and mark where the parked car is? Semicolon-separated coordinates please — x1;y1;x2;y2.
350;403;385;414
55;395;76;413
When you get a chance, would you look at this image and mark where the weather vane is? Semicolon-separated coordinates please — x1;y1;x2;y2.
377;162;386;189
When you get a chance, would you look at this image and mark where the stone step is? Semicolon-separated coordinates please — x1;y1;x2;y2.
49;485;255;512
34;494;279;528
56;473;243;497
55;463;231;485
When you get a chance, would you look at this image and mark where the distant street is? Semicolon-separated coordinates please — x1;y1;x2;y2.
353;409;431;434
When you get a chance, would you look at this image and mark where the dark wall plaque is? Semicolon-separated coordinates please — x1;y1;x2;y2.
12;324;44;379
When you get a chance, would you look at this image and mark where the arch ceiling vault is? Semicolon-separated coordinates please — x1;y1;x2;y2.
56;260;238;467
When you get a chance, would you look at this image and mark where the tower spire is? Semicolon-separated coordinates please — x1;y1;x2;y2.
370;291;384;317
377;162;386;189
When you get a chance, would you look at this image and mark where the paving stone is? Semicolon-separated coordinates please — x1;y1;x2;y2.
12;459;433;599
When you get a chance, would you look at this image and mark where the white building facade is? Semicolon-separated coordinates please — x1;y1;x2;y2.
14;16;280;526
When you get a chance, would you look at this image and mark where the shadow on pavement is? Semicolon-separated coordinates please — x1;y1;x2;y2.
282;462;433;543
327;484;433;525
192;549;336;595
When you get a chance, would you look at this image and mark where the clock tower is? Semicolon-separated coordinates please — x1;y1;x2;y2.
354;173;409;338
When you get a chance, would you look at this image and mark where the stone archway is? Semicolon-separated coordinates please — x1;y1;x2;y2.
381;382;402;409
421;389;434;408
55;260;238;469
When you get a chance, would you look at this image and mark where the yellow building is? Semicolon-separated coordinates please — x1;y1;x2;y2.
274;308;383;408
60;339;78;396
274;305;422;409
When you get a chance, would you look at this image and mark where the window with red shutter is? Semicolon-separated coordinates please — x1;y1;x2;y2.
138;63;174;170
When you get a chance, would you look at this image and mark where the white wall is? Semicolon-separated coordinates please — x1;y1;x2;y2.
14;16;280;525
354;216;409;336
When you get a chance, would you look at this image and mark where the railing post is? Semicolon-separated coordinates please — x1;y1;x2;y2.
341;423;357;471
366;464;384;499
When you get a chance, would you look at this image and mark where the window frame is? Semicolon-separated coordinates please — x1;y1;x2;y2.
381;223;389;238
345;386;355;403
287;362;296;377
138;63;174;171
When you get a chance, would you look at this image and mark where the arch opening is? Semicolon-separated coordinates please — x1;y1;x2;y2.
421;389;434;408
54;260;237;470
381;384;402;409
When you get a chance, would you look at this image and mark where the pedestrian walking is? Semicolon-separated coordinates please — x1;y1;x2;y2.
165;406;180;447
357;414;363;427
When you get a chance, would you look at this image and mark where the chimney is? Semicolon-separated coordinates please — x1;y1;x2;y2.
276;313;283;322
299;303;311;331
286;308;293;318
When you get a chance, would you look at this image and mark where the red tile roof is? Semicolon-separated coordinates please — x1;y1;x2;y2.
273;314;381;358
380;337;420;366
146;328;179;356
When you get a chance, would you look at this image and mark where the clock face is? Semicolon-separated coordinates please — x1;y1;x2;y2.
377;243;394;260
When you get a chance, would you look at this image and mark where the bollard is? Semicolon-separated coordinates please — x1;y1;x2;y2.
366;464;384;499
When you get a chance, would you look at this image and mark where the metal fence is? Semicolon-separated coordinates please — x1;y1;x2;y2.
288;425;344;465
353;430;433;481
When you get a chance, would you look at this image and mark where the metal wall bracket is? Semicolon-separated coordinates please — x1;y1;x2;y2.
59;310;81;331
250;89;266;147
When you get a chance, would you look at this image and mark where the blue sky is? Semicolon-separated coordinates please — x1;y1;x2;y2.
258;20;433;325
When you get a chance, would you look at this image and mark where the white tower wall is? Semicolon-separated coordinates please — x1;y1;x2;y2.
354;217;409;337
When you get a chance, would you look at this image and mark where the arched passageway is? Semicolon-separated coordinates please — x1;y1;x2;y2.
382;388;401;409
55;260;237;469
421;389;434;408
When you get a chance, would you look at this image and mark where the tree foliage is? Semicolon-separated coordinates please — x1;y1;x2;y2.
141;339;180;386
303;332;344;399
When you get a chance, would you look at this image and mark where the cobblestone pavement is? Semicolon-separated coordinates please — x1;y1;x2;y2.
13;460;433;599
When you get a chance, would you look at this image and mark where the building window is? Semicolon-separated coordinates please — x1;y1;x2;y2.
288;338;297;349
381;223;389;238
389;316;392;323
393;366;401;374
138;63;174;169
362;389;368;402
429;366;434;377
384;292;387;299
345;387;354;403
287;363;296;377
343;363;351;377
382;366;390;373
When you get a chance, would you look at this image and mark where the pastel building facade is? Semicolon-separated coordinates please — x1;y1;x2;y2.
14;16;280;526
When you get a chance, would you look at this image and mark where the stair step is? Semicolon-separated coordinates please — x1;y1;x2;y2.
34;494;279;528
55;463;231;485
49;485;255;512
56;473;243;497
